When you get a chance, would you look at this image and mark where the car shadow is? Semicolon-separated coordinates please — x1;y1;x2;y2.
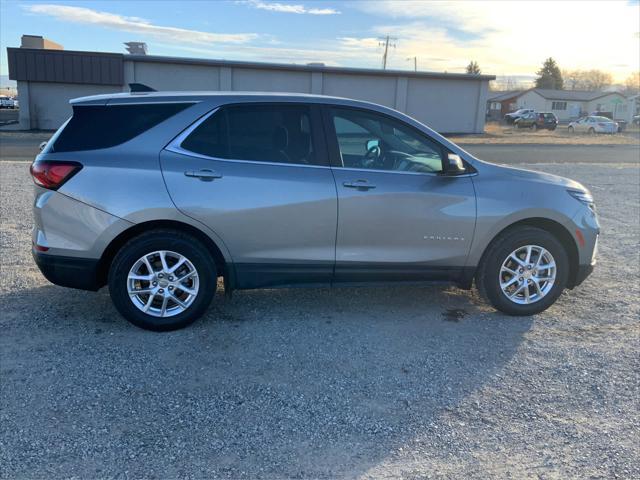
1;283;533;478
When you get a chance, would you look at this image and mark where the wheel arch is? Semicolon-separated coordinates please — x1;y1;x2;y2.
96;219;233;289
473;217;580;289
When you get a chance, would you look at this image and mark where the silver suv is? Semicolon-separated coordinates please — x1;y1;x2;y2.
31;92;599;331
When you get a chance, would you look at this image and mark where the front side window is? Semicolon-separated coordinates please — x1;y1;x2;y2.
330;107;443;174
181;104;317;165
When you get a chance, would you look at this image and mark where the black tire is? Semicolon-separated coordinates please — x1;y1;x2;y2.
108;229;217;331
568;126;574;134
530;123;538;131
588;127;596;135
476;227;569;316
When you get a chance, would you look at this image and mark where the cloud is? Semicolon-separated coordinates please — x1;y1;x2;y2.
242;0;340;15
351;0;640;81
25;4;258;44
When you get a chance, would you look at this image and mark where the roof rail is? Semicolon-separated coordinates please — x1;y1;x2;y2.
128;83;156;93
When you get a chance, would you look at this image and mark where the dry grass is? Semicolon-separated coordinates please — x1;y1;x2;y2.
449;122;640;145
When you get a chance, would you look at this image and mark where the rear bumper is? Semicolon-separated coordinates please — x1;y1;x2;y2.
33;250;101;291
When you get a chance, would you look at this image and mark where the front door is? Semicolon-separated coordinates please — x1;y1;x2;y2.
161;103;337;288
324;106;477;283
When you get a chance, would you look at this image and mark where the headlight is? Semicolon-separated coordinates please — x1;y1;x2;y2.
568;189;595;211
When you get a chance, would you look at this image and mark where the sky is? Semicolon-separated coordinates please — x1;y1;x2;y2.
1;0;639;84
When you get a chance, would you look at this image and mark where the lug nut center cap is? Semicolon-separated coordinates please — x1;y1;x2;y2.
158;279;169;288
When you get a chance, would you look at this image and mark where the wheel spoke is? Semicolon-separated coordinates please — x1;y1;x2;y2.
537;262;555;270
159;296;169;316
142;294;155;312
524;245;532;264
129;288;153;295
510;254;526;267
142;255;155;274
159;251;169;272
501;276;519;289
524;282;531;303
169;292;188;308
169;257;187;273
510;283;525;298
178;285;197;295
129;273;153;282
501;265;518;276
179;270;198;281
532;278;543;296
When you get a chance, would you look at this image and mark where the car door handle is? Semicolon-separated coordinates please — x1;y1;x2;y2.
184;169;223;181
343;180;376;190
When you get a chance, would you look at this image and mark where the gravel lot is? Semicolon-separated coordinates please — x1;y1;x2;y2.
1;150;639;478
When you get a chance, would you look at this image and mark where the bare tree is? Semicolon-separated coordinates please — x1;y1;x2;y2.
562;69;613;91
624;72;640;95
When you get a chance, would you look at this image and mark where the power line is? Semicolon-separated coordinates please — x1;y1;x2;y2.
378;36;397;70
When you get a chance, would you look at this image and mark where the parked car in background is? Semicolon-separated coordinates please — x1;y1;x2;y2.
31;91;599;331
568;116;618;134
504;108;534;124
0;96;17;109
633;114;640;126
514;112;558;131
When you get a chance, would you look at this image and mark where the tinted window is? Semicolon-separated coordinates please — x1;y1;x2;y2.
330;107;443;174
181;104;317;165
51;103;191;152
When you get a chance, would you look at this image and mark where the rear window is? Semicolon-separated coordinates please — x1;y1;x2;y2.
49;103;191;152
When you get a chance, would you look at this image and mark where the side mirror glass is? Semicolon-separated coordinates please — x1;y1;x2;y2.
445;153;466;175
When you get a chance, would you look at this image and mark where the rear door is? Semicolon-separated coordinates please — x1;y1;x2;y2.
161;103;337;288
323;105;476;283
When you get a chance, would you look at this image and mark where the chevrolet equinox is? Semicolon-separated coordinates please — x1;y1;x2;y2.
31;92;599;331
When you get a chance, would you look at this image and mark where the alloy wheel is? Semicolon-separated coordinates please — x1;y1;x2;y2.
127;250;199;317
499;245;556;305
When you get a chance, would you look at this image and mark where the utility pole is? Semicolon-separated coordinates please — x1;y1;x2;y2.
406;56;417;71
378;35;397;70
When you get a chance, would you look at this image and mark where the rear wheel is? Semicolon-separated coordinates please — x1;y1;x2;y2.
476;227;569;316
108;229;217;331
568;126;574;134
588;127;596;135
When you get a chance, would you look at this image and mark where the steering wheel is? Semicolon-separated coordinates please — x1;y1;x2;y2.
360;143;382;168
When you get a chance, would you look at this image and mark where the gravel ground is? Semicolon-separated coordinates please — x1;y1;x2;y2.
1;158;638;479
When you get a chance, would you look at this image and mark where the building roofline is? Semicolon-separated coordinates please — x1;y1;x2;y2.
124;53;496;81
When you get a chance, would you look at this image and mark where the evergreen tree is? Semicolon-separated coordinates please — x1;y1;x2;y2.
466;61;481;75
535;58;564;89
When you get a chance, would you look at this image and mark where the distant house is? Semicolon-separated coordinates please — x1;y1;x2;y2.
514;89;629;122
486;90;523;121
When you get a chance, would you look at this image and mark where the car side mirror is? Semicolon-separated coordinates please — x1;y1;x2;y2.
444;153;466;175
39;141;48;152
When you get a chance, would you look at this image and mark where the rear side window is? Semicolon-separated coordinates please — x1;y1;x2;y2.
181;104;317;165
50;103;191;152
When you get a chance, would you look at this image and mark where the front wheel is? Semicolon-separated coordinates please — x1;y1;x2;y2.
568;126;575;134
476;227;569;316
108;229;217;331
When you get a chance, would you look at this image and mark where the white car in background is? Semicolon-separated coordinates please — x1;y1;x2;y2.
0;96;17;109
568;116;618;134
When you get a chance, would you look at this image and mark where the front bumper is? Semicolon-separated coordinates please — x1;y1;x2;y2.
33;250;101;291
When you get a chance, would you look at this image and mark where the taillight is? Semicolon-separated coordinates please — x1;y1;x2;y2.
30;160;82;190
